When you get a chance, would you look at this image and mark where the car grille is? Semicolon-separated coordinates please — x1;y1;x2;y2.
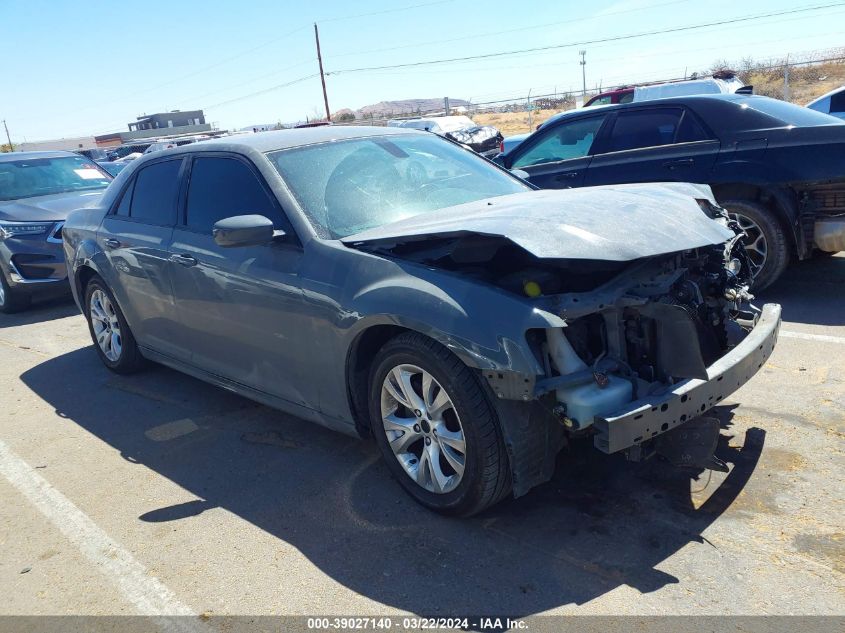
810;185;845;216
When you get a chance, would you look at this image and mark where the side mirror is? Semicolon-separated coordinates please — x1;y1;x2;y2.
213;215;278;248
510;168;530;180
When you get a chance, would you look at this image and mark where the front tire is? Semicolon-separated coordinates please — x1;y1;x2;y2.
83;276;145;374
0;272;31;314
368;332;511;516
722;199;790;291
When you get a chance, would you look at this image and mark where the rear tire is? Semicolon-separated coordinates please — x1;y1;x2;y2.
0;272;31;314
721;199;790;291
83;275;146;374
368;332;511;516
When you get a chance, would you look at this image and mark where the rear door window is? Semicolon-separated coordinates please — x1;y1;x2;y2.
604;109;686;152
129;159;182;225
185;156;282;234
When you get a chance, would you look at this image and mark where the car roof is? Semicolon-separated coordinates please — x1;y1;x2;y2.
0;150;81;162
534;94;784;126
183;125;423;154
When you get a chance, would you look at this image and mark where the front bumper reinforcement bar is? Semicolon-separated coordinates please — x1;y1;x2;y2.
593;303;781;454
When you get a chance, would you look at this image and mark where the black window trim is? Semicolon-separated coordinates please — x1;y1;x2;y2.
591;105;717;156
106;156;186;227
506;112;612;169
178;151;300;245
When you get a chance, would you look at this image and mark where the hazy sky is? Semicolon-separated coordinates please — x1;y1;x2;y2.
2;0;844;141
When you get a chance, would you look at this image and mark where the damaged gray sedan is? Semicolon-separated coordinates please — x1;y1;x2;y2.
62;127;781;516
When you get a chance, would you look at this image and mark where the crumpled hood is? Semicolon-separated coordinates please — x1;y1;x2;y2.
342;182;735;261
0;190;105;222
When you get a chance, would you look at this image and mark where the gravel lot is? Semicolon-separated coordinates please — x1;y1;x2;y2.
1;255;843;623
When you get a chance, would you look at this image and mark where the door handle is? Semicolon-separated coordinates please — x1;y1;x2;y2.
555;172;579;180
170;253;198;267
663;158;694;170
104;238;121;249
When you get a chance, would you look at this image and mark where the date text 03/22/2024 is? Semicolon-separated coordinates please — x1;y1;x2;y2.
306;617;528;630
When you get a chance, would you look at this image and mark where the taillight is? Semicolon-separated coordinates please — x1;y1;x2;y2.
499;140;504;153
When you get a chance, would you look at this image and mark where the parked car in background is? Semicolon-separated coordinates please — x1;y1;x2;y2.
96;161;129;177
387;115;476;132
143;140;178;154
0;151;110;312
62;127;779;515
585;73;752;107
104;143;153;162
113;152;144;164
584;86;635;107
495;94;845;289
78;148;110;162
389;116;503;157
143;135;211;155
806;85;845;120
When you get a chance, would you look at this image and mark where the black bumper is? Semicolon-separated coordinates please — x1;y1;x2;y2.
593;303;782;454
0;232;69;297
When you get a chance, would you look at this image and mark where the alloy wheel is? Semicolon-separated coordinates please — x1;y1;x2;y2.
89;289;122;362
730;212;768;278
380;364;466;494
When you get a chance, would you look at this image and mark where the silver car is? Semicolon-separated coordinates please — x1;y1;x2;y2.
62;127;780;515
0;151;110;312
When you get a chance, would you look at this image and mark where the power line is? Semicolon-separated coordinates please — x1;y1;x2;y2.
324;0;696;60
345;25;845;84
204;74;319;110
95;2;453;106
336;7;845;77
12;1;454;131
325;2;845;75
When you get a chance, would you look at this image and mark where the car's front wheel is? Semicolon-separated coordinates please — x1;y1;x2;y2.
722;199;790;291
0;273;31;314
368;332;511;516
83;276;145;374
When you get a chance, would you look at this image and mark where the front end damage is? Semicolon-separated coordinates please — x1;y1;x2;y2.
481;233;781;494
345;184;782;496
529;242;780;469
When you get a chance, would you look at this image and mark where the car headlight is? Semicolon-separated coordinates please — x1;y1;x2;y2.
0;221;54;240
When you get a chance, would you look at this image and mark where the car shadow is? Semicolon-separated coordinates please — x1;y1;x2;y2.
0;294;77;327
20;347;764;616
757;254;845;326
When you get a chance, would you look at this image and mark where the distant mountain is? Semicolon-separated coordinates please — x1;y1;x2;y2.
354;98;469;119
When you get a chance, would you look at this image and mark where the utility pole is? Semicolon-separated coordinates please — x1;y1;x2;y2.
783;54;791;102
314;23;331;122
579;50;587;98
2;120;11;152
526;89;533;132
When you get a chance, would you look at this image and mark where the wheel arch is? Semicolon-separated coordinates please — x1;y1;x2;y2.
75;264;99;301
345;323;412;437
711;182;803;255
